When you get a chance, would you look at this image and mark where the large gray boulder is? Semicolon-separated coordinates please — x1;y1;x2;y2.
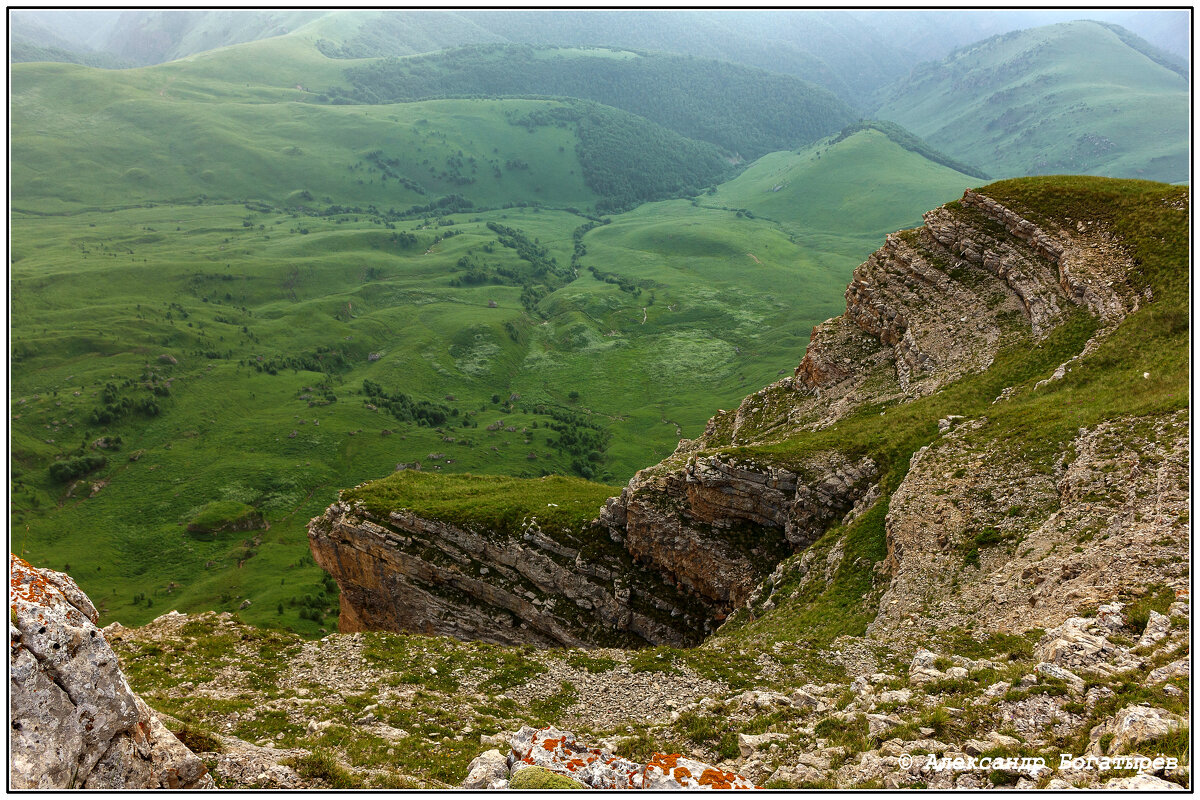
9;555;213;789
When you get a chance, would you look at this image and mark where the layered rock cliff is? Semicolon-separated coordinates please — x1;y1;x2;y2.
9;555;213;789
308;497;713;647
312;181;1182;652
73;177;1185;790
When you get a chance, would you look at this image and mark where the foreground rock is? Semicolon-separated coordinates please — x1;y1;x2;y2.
464;726;758;790
8;555;213;789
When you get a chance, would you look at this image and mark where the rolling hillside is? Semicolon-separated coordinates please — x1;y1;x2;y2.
704;125;979;247
327;45;855;160
875;21;1189;182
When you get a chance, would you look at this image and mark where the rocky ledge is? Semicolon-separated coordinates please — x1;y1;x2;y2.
8;555;213;789
464;726;758;789
308;499;712;647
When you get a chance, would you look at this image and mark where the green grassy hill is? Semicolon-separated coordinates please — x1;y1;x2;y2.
12;43;730;215
704;126;979;248
327;44;856;160
874;21;1188;182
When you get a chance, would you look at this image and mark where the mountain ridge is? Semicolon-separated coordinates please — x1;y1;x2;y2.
875;21;1188;183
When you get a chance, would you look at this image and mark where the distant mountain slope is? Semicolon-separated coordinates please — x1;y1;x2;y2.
326;45;856;160
12;10;1189;106
875;21;1188;182
10;52;728;214
703;127;979;246
8;13;134;68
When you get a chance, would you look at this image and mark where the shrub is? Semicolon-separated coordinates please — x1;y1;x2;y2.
48;454;106;483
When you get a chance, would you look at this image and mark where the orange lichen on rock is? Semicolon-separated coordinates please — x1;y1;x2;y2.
674;766;692;780
10;555;53;607
647;752;680;771
699;767;733;789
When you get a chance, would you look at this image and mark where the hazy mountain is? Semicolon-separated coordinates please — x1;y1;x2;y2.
11;9;1188;108
875;22;1189;183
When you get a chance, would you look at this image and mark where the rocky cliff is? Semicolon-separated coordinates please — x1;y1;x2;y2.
9;555;213;789
308;495;713;648
67;177;1185;790
314;180;1168;647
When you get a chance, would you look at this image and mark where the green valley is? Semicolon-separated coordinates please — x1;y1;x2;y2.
10;32;985;634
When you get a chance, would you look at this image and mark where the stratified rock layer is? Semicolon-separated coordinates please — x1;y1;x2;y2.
8;555;213;789
308;502;712;647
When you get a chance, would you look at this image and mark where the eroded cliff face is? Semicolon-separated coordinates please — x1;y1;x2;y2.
598;451;878;612
312;186;1167;648
8;555;213;790
870;410;1190;643
699;188;1135;445
308;500;712;647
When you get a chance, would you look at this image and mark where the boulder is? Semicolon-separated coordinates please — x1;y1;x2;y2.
1136;611;1171;649
909;648;946;686
500;725;756;790
462;749;508;789
865;714;904;739
9;555;213;789
644;753;756;790
1146;658;1189;686
789;688;820;709
878;689;912;705
1034;662;1085;694
1036;616;1142;675
738;732;788;758
1103;774;1184;790
766;762;824;787
1089;705;1186;755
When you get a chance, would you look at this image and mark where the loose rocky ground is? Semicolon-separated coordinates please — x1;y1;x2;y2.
105;588;1188;789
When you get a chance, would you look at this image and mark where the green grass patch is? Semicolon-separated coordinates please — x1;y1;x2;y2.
342;470;617;539
187;500;263;534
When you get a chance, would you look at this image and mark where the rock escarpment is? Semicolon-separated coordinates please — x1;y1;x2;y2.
709;188;1134;442
9;555;213;789
599;451;877;612
309;500;712;647
312;185;1164;651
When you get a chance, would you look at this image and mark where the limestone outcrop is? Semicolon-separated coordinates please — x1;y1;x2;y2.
868;410;1189;642
308;501;711;647
8;555;213;789
700;189;1135;443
